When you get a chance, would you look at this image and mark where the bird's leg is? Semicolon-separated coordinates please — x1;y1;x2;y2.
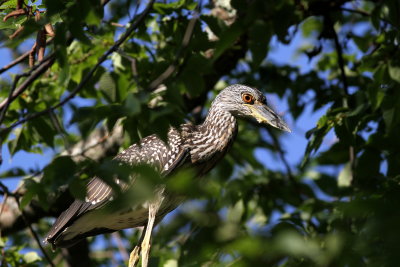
141;197;163;267
128;226;145;267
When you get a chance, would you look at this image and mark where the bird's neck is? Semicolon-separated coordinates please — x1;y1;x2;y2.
188;106;238;163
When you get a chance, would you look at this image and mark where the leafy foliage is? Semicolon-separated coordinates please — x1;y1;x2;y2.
1;0;400;266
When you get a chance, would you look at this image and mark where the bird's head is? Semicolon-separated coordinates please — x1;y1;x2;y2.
212;84;291;132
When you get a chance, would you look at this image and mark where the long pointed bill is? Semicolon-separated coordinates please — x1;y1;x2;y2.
245;103;291;132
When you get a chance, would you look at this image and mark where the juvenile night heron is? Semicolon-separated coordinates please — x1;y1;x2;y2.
44;84;290;266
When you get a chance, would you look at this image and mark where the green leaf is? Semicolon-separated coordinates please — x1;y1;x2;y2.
85;9;101;25
0;0;18;9
23;251;41;263
19;187;36;210
69;178;87;200
153;0;185;14
214;20;244;60
0;15;26;30
338;163;352;187
317;142;349;165
352;34;374;53
0;167;26;178
43;156;77;188
249;20;272;68
124;93;141;116
71;104;127;137
388;62;400;83
301;16;322;37
99;72;117;103
201;15;226;38
383;108;395;133
30;117;57;147
8;128;26;156
367;84;385;110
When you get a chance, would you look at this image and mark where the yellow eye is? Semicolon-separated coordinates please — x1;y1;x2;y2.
242;93;254;104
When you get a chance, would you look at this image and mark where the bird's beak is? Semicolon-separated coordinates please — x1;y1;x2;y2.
244;102;291;132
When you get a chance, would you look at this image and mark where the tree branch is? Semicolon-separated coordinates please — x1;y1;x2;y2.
330;17;356;183
265;128;294;181
0;54;55;111
20;208;55;267
0;37;54;75
341;7;370;17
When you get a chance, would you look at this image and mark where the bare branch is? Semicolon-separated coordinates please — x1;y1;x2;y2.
341;7;370;17
0;181;11;196
265;128;294;181
330;17;356;183
36;29;46;62
110;22;126;28
3;8;26;22
0;37;53;75
0;67;28;165
44;24;55;37
19;203;56;267
29;42;37;67
341;7;398;29
0;179;55;265
0;54;55;112
16;0;23;9
112;232;129;262
9;26;24;39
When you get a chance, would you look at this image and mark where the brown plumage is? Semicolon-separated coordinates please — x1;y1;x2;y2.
44;84;290;248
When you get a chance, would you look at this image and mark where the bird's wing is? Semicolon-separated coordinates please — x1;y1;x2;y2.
45;130;190;246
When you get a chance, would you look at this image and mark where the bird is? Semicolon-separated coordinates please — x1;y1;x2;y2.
44;84;290;266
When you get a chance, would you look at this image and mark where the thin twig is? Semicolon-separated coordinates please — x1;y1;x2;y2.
332;32;349;99
17;0;23;9
330;17;356;181
0;73;25;165
0;54;55;111
0;73;23;126
111;22;126;28
0;181;19;198
265;128;295;182
72;135;110;158
112;232;129;262
0;37;54;75
0;181;11;196
0;180;55;265
18;202;56;267
341;7;370;17
0;0;155;134
341;7;398;29
115;48;140;85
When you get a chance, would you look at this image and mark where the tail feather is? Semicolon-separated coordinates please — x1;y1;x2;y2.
44;200;92;247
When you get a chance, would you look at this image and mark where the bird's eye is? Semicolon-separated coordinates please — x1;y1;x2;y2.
242;93;254;104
